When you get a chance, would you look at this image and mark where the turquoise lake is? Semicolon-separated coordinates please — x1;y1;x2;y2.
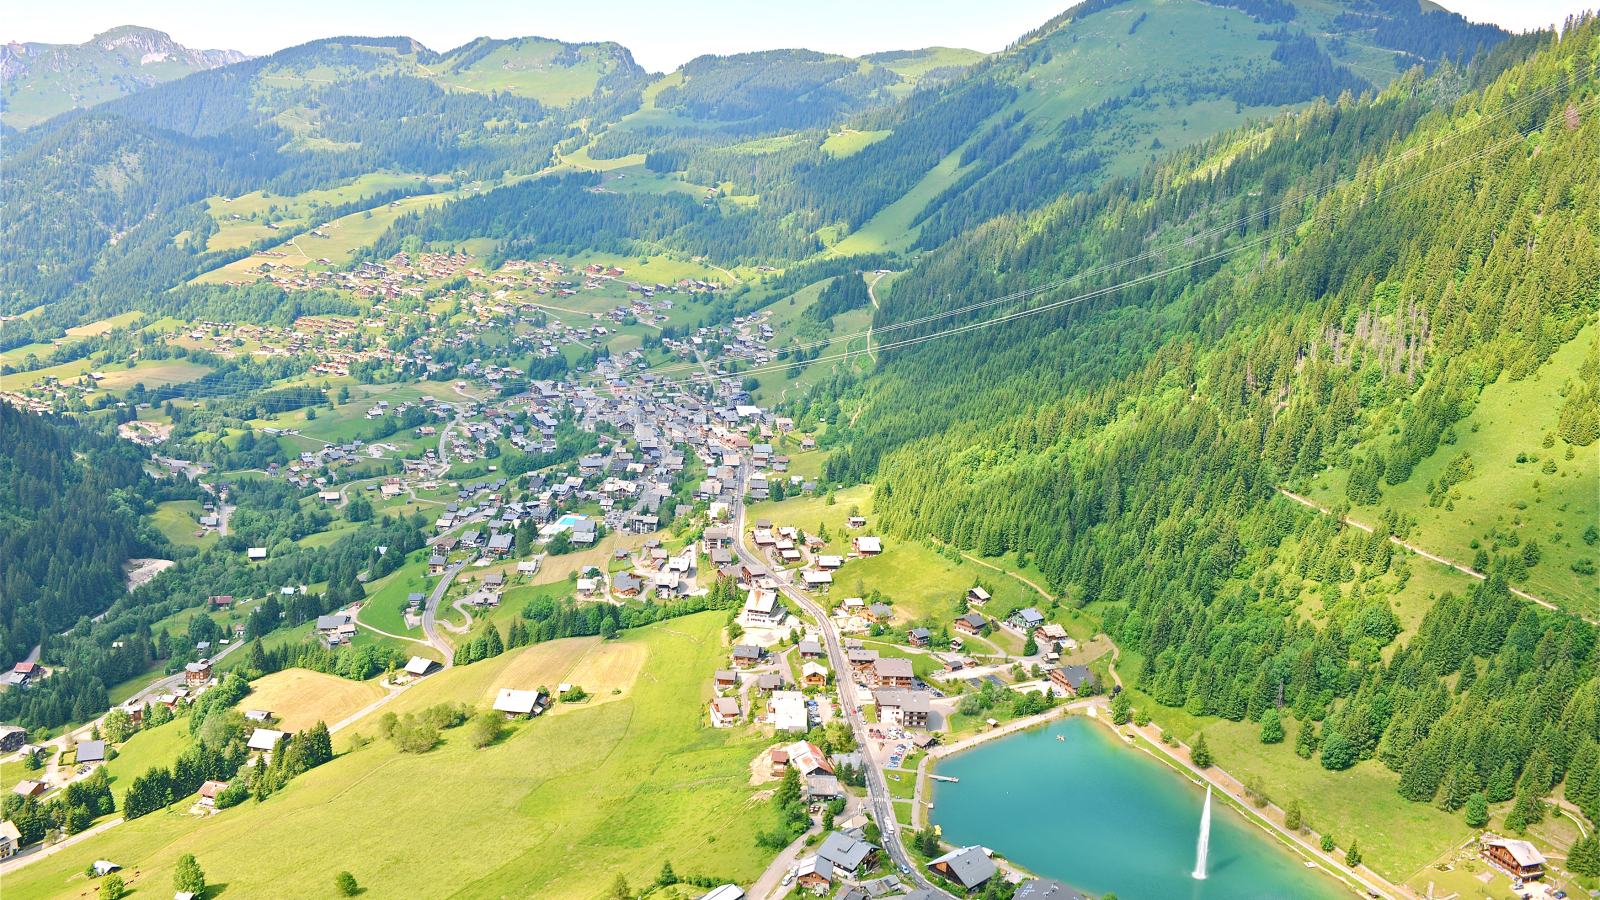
929;717;1352;900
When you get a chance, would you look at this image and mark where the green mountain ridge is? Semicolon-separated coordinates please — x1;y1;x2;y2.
0;25;251;130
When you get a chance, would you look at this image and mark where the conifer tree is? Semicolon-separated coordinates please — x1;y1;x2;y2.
1295;720;1319;760
1259;709;1284;744
1568;831;1600;879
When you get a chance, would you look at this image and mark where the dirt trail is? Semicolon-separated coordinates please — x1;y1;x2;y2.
1273;487;1585;621
926;533;1057;601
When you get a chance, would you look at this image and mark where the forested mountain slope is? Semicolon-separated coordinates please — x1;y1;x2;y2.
0;26;249;130
0;403;169;723
793;16;1598;839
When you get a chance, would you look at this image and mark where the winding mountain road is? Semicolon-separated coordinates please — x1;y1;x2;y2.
421;559;469;666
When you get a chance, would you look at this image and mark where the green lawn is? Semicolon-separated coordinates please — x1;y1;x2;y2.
755;484;1061;628
150;501;217;548
893;799;914;826
861;642;944;684
106;661;167;707
100;718;193;807
357;552;432;636
5;612;777;900
822;130;891;158
885;768;916;799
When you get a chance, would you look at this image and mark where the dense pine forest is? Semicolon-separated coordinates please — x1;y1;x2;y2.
788;18;1598;836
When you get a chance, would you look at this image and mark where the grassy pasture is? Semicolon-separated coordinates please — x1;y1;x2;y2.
18;359;213;393
0;341;57;365
557;641;650;710
822;129;892;158
0;613;776;900
830;142;971;255
203;171;426;250
431;39;611;105
491;636;601;698
869;47;987;81
1134;696;1474;881
1304;326;1599;612
193;191;449;285
235;668;386;734
357;553;432;636
149;501;217;548
100;718;192;807
65;311;145;337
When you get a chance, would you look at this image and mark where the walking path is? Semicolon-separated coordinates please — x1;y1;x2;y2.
910;702;1091;830
1274;487;1586;621
926;534;1057;601
863;271;890;364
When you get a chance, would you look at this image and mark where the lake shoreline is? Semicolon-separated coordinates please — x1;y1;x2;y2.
927;711;1377;900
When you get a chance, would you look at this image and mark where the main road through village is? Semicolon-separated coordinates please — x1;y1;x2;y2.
729;456;951;897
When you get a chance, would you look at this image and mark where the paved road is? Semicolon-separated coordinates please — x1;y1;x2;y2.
730;459;950;898
124;638;248;711
437;413;457;465
0;815;124;875
421;559;470;666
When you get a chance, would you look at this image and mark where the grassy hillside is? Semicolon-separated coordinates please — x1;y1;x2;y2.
427;37;645;106
1304;325;1600;612
5;612;773;900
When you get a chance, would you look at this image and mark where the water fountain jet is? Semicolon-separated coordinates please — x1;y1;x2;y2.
1192;784;1212;880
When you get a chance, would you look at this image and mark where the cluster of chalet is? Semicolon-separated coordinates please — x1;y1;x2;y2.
795;827;880;893
747;514;878;594
316;613;358;647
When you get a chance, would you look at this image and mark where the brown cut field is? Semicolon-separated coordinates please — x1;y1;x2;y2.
556;640;650;710
238;668;386;733
483;636;600;701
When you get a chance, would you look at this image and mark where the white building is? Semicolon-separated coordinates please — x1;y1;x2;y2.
768;690;808;733
742;588;786;626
